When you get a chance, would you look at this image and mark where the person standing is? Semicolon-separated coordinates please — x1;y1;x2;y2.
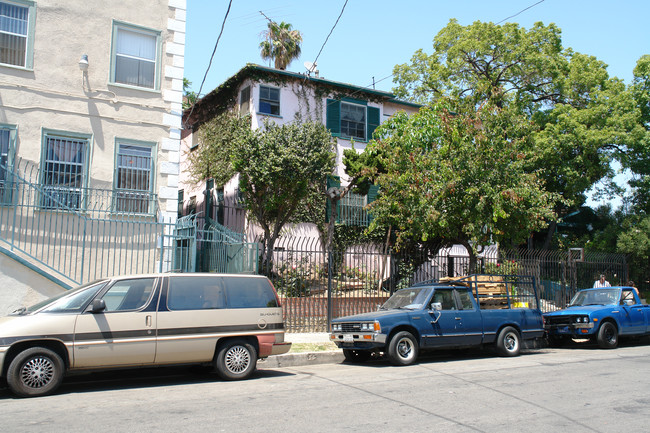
593;274;611;288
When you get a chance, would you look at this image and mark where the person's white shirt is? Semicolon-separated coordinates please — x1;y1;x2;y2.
593;279;611;288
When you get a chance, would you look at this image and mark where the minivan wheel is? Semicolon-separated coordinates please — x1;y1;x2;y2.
7;347;64;397
215;339;257;380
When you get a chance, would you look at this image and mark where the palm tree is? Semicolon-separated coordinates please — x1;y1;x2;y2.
259;21;303;70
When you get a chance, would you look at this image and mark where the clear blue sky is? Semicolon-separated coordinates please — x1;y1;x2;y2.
184;0;650;97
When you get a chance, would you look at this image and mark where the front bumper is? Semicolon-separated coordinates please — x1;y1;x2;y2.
545;322;595;337
329;332;387;350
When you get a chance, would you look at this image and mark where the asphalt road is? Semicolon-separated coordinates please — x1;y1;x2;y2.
1;340;650;433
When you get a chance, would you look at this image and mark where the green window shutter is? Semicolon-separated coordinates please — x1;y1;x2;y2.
325;175;341;222
366;184;379;223
367;106;380;140
367;184;379;203
326;99;341;137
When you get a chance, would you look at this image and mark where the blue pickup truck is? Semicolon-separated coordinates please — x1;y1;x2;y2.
329;275;545;365
543;286;650;349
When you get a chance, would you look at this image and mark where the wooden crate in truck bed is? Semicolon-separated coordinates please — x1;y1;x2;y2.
439;275;510;309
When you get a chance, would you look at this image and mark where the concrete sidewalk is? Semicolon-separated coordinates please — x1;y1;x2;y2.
258;333;345;368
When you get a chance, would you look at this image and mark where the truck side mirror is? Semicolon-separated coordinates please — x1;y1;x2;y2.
430;302;442;312
624;299;634;306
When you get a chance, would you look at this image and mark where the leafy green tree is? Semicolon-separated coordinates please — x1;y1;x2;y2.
259;21;303;70
183;78;198;110
392;20;648;247
231;121;335;271
185;112;252;186
366;103;561;271
628;55;650;213
617;215;650;291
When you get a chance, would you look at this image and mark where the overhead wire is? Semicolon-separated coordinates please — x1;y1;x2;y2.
309;0;349;74
184;0;233;127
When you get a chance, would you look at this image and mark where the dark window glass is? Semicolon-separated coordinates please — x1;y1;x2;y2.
101;278;155;311
115;143;153;213
259;85;280;115
168;276;227;310
341;102;366;140
456;290;474;310
41;135;88;210
0;2;28;67
223;276;278;308
432;289;456;310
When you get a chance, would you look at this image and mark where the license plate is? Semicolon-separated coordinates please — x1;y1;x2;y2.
557;326;570;334
343;334;353;342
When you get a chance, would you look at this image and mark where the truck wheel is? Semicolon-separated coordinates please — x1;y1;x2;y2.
387;331;418;366
342;349;371;363
215;339;257;380
496;326;521;356
597;322;618;349
7;347;65;397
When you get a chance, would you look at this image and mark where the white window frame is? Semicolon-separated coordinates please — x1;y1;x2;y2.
110;21;162;91
340;102;367;141
0;0;35;69
113;138;156;215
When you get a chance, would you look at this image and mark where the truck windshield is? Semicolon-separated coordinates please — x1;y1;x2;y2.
569;288;620;306
381;288;432;310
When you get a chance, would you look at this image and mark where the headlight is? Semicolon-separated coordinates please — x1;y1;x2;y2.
332;324;341;332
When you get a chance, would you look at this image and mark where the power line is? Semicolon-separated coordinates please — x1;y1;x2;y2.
185;0;233;126
496;0;545;24
310;0;349;72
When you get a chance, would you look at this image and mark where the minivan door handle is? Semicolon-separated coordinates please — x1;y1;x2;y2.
145;315;152;327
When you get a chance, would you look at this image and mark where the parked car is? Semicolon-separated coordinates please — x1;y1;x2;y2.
329;275;545;365
543;286;650;349
0;273;291;397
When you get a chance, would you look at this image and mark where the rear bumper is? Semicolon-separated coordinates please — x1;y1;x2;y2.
257;333;291;358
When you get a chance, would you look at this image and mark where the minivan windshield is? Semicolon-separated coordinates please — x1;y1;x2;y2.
569;288;620;307
381;288;432;310
19;280;108;314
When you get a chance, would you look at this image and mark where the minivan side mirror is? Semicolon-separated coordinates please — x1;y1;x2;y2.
89;299;106;313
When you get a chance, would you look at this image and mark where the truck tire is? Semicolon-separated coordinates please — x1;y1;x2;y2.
7;347;65;398
596;322;618;349
496;326;521;357
342;349;371;363
387;331;418;366
215;339;257;380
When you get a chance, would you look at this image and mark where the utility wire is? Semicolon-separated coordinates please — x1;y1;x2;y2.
185;0;233;126
496;0;545;24
310;0;349;73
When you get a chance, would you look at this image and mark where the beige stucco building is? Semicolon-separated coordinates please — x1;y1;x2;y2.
0;0;186;312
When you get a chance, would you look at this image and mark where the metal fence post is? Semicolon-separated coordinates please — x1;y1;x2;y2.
327;250;333;330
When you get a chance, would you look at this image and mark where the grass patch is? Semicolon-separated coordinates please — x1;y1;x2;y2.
289;342;338;353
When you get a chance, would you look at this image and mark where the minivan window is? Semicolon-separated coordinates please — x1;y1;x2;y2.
100;278;156;311
168;276;226;310
224;277;278;308
36;281;108;313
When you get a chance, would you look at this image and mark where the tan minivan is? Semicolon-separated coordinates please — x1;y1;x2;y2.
0;273;291;397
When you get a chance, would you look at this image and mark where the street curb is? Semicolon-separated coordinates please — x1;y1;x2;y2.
258;350;344;368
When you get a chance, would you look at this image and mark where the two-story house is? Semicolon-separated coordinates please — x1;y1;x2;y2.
0;0;186;313
180;64;420;247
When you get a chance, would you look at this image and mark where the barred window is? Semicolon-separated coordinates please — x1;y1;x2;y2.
112;23;159;89
0;1;29;67
115;143;153;214
41;135;88;210
0;127;12;203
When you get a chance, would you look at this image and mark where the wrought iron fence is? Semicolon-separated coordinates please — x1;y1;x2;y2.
0;158;177;286
251;236;628;332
